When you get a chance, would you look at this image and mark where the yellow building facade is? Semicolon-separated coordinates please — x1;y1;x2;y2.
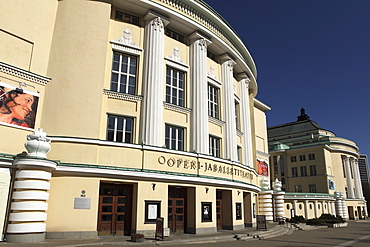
268;109;367;221
0;0;272;243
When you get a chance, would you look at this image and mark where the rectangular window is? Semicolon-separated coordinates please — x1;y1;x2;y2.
165;125;184;151
166;67;185;107
300;166;307;176
111;52;137;95
299;155;306;161
309;165;317;176
115;11;139;26
342;157;346;178
281;178;285;185
308;153;315;160
209;135;221;158
290;156;297;162
308;184;317;193
237;145;242;162
292;167;298;177
273;156;278;175
165;28;185;43
207;50;217;61
235;101;240;129
208;84;219;119
294;185;302;193
280;155;285;176
107;115;134;143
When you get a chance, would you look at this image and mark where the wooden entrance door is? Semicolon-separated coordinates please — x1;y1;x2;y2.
168;187;186;233
216;190;222;229
98;183;132;236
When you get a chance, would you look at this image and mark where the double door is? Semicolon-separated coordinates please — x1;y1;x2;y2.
168;187;187;233
97;183;132;236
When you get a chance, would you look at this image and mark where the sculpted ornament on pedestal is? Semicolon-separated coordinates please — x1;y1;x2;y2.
24;128;51;159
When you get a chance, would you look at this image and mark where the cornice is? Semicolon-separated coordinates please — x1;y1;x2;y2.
0;62;50;86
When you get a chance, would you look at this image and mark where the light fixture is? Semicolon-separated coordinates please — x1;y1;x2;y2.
237;190;241;196
152;183;156;190
205;187;209;194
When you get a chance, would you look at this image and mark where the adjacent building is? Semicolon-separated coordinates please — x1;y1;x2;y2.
0;0;272;243
268;109;367;220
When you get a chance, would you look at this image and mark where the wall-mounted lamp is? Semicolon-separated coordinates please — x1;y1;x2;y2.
205;187;209;194
237;190;241;196
81;190;86;197
152;183;156;191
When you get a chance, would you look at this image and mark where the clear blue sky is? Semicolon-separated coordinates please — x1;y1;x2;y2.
206;0;370;156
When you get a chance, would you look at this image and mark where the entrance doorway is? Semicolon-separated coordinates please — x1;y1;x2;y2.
97;183;132;236
168;187;187;233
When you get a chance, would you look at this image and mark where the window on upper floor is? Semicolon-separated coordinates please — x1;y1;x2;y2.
273;156;278;175
165;28;185;43
209;135;221;158
280;155;285;176
308;153;315;160
115;11;140;26
294;185;302;193
237;145;242;162
342;157;346;178
207;50;217;62
290;156;297;162
292;167;298;177
309;165;317;176
165;124;184;151
107;115;134;143
110;52;137;95
208;84;219;119
235;101;240;129
299;155;306;161
300;166;307;176
166;67;185;107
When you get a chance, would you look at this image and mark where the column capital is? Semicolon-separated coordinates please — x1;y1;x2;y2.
220;53;236;64
189;32;211;46
144;11;170;28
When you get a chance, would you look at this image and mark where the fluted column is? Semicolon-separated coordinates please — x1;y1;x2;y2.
238;73;253;167
189;32;211;154
7;129;55;243
352;159;364;199
140;12;169;146
220;54;237;161
331;201;336;216
344;156;355;198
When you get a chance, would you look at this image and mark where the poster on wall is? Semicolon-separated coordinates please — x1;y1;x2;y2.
257;159;269;177
0;81;39;129
328;180;335;190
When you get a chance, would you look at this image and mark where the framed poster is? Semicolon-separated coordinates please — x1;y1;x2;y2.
236;203;242;220
201;202;212;222
0;82;39;129
145;201;161;223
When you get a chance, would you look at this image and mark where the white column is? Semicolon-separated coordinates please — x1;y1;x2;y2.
293;200;298;217
140;12;169;146
189;32;211;154
331;201;336;215
238;73;253;167
304;200;309;219
7;129;55;243
344;156;355;198
220;54;237;161
314;201;319;218
321;201;325;214
327;201;332;214
352;159;364;199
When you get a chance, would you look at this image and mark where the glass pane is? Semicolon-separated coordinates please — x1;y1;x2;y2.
102;214;112;222
216;201;221;206
111;81;118;92
176;215;183;221
176;200;183;206
168;200;172;206
117;206;126;212
111;73;118;82
168;215;173;221
176;208;183;214
168;208;172;214
216;208;220;213
217;214;221;219
117;215;125;221
116;131;123;142
102;197;113;204
102;206;112;212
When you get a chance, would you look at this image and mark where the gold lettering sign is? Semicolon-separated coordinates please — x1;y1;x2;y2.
158;156;254;180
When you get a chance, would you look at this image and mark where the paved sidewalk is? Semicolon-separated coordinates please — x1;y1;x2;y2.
0;222;298;247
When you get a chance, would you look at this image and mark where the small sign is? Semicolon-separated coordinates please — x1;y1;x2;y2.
256;215;267;230
155;217;164;240
74;198;91;209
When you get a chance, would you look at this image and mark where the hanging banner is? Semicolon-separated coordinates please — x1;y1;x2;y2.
257;159;268;177
0;82;39;129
